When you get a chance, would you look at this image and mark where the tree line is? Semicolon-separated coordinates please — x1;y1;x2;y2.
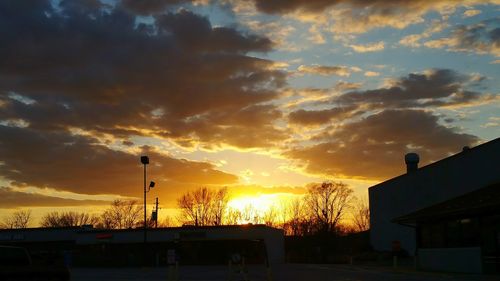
1;181;369;235
176;182;370;235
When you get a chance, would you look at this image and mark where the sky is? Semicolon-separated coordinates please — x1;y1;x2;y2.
0;0;499;225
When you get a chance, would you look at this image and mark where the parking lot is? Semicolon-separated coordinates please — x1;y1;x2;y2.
70;264;498;281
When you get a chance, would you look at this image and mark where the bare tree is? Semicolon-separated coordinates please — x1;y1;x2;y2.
262;206;277;227
351;196;370;232
100;199;142;229
212;187;228;226
305;182;353;234
177;187;229;226
284;197;306;236
40;211;99;227
1;210;32;229
241;204;262;224
158;215;176;227
225;207;242;225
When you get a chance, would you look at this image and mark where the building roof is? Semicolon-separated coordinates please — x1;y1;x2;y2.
369;137;500;192
393;182;500;224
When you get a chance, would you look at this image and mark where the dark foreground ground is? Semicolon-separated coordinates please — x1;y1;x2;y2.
70;264;499;281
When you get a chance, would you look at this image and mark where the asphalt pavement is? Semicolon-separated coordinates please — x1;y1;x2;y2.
70;264;498;281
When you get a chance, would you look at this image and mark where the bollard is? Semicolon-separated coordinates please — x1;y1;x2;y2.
393;256;398;269
167;265;172;281
228;260;233;281
241;257;249;281
174;261;179;281
265;258;273;281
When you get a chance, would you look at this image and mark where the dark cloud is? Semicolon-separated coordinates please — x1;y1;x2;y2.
285;69;492;127
334;69;493;109
297;64;350;77
0;1;286;149
0;187;109;209
424;18;500;57
251;0;496;34
286;109;479;180
253;0;342;14
120;0;188;15
251;0;491;15
288;106;359;126
0;126;238;196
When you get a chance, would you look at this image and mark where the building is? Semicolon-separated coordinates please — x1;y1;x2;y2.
0;224;284;266
369;138;500;273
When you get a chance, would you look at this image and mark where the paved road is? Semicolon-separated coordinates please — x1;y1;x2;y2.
70;264;498;281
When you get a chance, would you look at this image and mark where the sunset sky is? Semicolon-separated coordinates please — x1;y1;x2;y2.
0;0;499;225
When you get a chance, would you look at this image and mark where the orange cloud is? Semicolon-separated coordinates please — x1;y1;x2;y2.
297;64;351;76
349;41;385;53
0;127;238;197
0;187;110;209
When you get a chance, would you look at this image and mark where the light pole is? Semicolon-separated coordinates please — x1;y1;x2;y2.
140;156;149;245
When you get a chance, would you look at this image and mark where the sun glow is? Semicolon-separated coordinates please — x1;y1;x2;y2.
228;194;277;214
226;193;300;224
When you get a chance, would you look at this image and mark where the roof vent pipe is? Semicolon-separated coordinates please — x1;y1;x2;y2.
405;153;419;173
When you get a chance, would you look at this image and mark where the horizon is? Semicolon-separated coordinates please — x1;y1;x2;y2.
0;0;499;227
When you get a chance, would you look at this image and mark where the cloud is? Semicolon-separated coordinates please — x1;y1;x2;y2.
481;116;500;128
251;0;498;34
424;19;500;57
120;0;186;15
333;81;362;91
334;69;495;109
463;9;482;18
243;20;298;50
349;41;385;53
297;64;350;76
364;71;380;77
0;187;110;209
399;20;449;47
0;126;238;196
0;1;288;150
286;109;479;180
288;106;360;126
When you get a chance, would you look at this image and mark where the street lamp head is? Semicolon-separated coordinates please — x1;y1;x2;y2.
140;155;149;165
149;181;155;188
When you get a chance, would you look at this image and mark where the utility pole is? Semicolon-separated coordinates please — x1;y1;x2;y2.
155;197;159;228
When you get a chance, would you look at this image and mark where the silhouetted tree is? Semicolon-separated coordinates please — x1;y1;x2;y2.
177;187;229;226
263;206;277;227
100;199;142;229
1;210;32;229
41;211;99;227
283;198;306;236
212;187;228;226
225;207;243;225
241;204;263;224
351;196;370;232
305;182;353;234
158;215;176;227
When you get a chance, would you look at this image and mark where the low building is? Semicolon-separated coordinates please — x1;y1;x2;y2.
369;138;500;273
0;224;284;266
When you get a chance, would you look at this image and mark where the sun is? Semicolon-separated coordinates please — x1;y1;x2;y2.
227;194;276;215
226;193;300;224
